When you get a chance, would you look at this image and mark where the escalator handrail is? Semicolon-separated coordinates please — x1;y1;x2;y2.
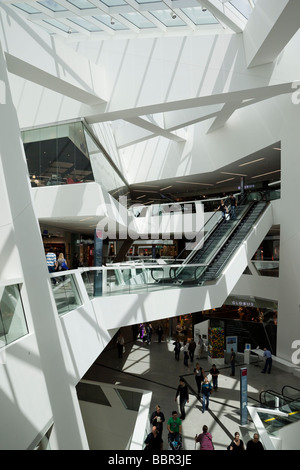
171;195;251;280
282;385;300;400
196;199;269;282
175;199;263;282
174;192;249;264
259;389;294;406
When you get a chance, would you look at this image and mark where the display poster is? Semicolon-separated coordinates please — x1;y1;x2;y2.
226;336;237;353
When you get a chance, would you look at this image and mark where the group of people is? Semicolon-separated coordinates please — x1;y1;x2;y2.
173;334;205;364
215;193;238;221
45;247;69;284
145;400;264;451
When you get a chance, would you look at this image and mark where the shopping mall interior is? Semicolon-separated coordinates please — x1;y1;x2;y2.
0;0;300;451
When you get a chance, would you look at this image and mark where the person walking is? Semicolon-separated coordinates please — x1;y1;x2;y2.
175;378;189;420
230;348;236;377
210;364;220;391
188;338;196;362
195;425;214;450
150;405;165;436
167;411;182;445
228;432;245;451
144;426;163;452
246;433;264;451
194;362;204;397
261;348;272;374
201;376;212;413
183;341;189;367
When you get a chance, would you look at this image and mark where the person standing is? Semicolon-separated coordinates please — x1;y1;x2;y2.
46;247;58;284
175;378;189;420
188;338;196;362
201;377;212;413
173;339;181;361
261;348;272;374
195;425;214;450
157;325;163;343
229;193;237;220
210;364;220;391
194;363;204;397
150;405;165;436
215;199;229;221
197;334;204;359
116;332;125;358
230;348;236;377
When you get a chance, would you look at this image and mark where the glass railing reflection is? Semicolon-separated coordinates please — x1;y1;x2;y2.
49;272;82;315
251;261;279;277
78;263;208;299
0;284;28;348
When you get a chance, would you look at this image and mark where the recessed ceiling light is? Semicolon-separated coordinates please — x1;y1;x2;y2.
239;158;264;167
161;185;172;191
175;181;214;186
216;178;235;184
272;147;281;151
220;171;248;177
136;195;146;199
251;170;281;179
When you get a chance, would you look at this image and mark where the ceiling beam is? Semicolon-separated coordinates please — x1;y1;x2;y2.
244;0;300;68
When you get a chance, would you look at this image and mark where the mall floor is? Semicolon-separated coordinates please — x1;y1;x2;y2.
83;325;300;451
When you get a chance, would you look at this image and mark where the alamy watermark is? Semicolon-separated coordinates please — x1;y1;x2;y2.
291;80;300;104
95;196;205;250
291;340;300;365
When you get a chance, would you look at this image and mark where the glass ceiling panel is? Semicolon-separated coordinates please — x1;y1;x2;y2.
38;0;67;12
12;2;41;14
67;0;96;9
100;0;127;6
182;6;218;25
69;17;103;31
229;0;253;19
120;11;155;29
151;9;185;27
9;0;247;37
93;14;128;30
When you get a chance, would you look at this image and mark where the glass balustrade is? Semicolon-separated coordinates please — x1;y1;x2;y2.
50;272;82;315
0;284;28;348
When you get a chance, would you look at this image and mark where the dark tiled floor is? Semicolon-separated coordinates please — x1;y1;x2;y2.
83;326;300;450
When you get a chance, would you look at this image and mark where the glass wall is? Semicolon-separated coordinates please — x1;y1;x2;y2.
22;120;130;203
0;284;28;347
23;121;94;187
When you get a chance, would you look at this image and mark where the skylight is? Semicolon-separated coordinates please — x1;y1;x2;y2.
7;0;256;38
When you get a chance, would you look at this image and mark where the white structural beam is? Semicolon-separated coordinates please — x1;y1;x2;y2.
244;0;300;67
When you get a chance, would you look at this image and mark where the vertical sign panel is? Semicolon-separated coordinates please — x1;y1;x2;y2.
94;229;103;297
240;367;248;425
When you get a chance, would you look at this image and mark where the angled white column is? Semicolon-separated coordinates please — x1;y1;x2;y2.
244;0;300;67
0;41;89;450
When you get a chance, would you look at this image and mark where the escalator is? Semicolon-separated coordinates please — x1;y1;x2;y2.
258;386;300;435
168;198;268;285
